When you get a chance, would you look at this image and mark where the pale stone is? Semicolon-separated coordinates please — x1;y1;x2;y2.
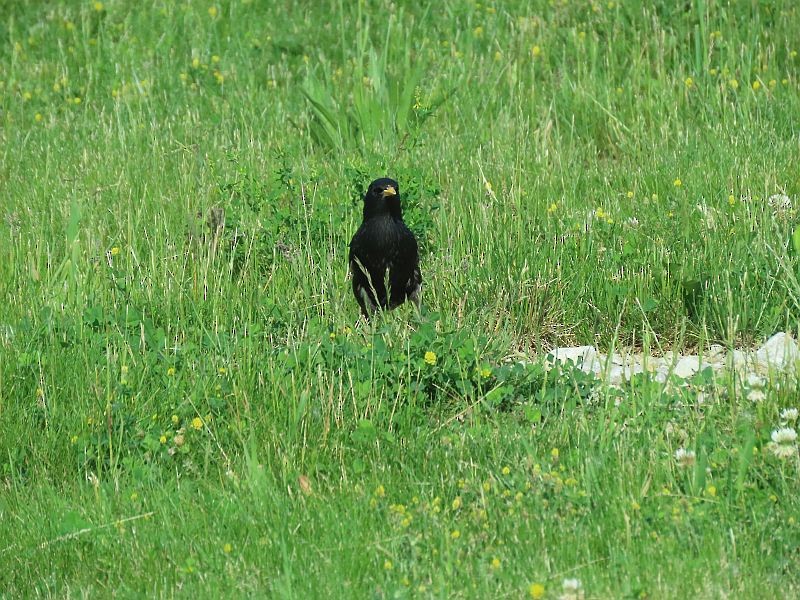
674;356;704;378
755;332;799;370
547;346;602;374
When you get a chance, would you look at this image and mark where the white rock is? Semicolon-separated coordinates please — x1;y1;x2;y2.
706;344;726;362
654;366;670;383
755;332;799;370
606;365;625;385
729;350;749;370
547;346;601;374
673;356;710;379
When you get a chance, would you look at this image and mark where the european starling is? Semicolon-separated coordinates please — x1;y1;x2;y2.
349;178;421;317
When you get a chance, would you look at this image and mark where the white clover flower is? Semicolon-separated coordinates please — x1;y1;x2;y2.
560;578;584;600
768;427;798;459
780;408;799;423
747;388;767;402
768;443;797;459
746;373;765;388
768;193;792;212
674;448;696;468
771;427;797;444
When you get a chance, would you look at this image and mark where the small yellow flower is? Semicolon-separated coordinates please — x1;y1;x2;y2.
791;50;798;59
451;496;462;510
213;71;224;84
130;492;138;501
329;332;336;340
709;68;718;76
22;91;32;101
782;78;788;86
375;484;386;498
616;86;624;94
729;79;739;89
529;583;545;599
70;435;78;444
34;113;43;122
159;435;167;444
752;80;761;91
768;79;777;89
501;466;511;475
705;485;717;497
547;202;557;213
223;543;232;553
684;77;693;87
424;351;437;366
450;529;461;539
211;54;220;64
191;417;203;430
65;21;75;31
93;1;104;11
531;45;541;57
110;246;120;256
383;559;393;571
494;51;502;61
626;190;634;198
551;447;559;458
191;57;201;69
167;367;176;377
728;194;736;206
631;500;641;511
73;96;82;104
171;414;179;424
482;480;491;492
490;557;501;570
473;26;483;37
673;178;682;187
208;6;218;18
218;367;227;375
651;193;658;201
481;367;492;378
578;31;586;41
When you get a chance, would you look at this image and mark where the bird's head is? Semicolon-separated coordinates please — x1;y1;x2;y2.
363;177;401;220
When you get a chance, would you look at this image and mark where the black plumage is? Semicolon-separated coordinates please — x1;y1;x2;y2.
349;178;421;317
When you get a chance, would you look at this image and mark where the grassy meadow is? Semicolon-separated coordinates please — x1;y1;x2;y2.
2;0;800;597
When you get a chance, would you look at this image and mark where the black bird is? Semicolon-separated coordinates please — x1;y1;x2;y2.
349;178;421;317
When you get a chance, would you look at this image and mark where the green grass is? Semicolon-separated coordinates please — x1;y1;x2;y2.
2;0;800;597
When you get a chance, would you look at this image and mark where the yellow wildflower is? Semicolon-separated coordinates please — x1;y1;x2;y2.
529;583;545;598
424;351;437;366
531;45;541;57
191;417;203;430
208;6;218;17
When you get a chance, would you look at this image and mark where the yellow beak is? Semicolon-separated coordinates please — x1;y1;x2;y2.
381;186;397;198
